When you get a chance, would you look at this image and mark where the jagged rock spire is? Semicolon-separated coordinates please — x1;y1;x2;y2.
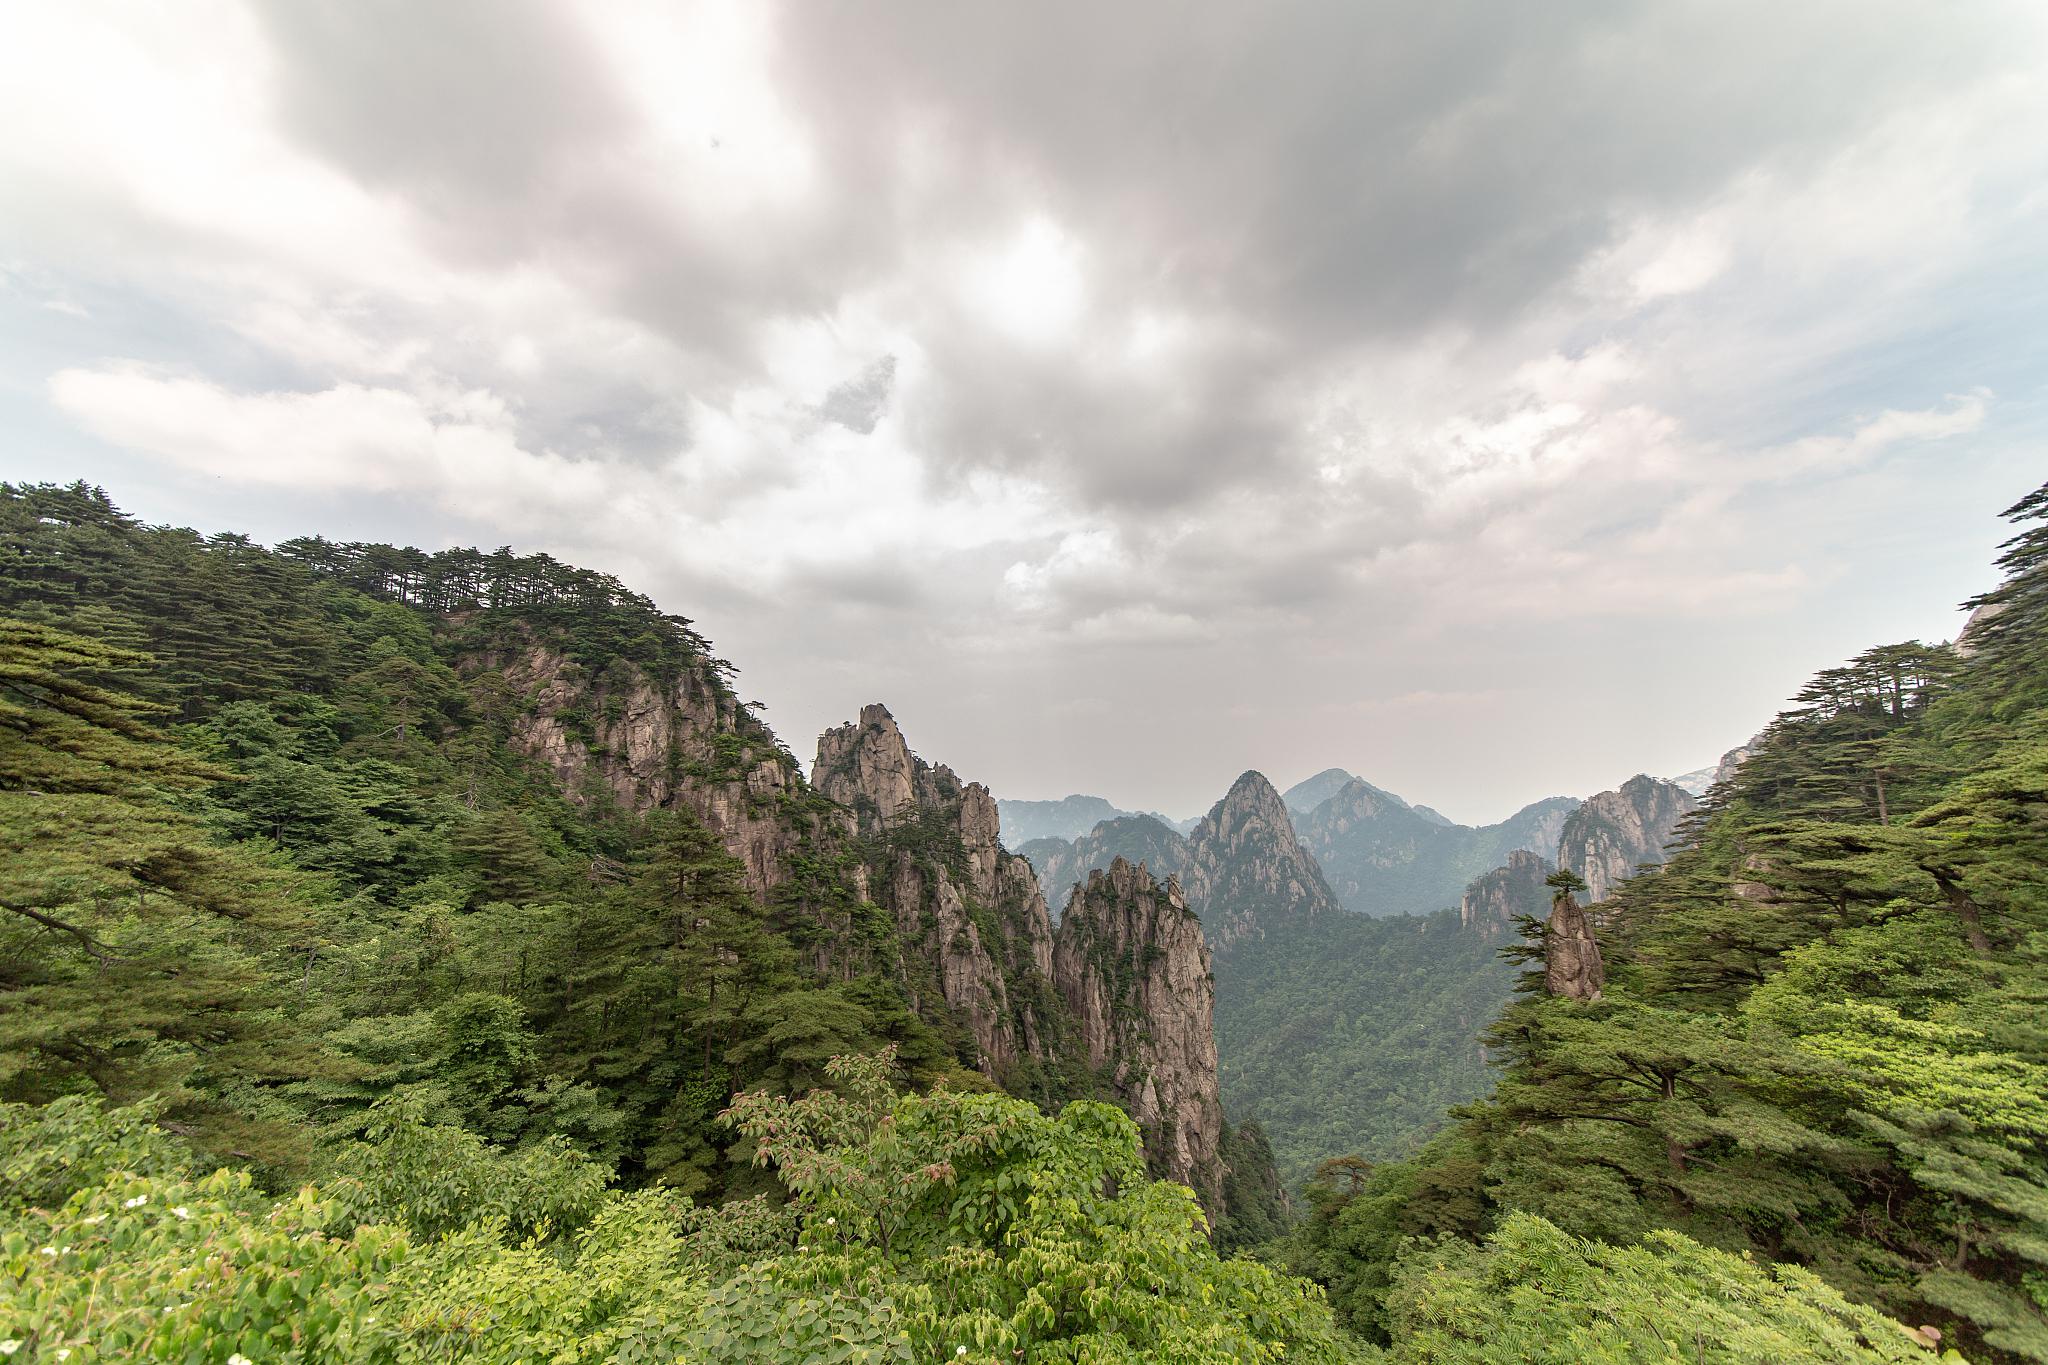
1543;870;1605;1001
1187;770;1343;949
1558;774;1697;905
812;703;1057;1078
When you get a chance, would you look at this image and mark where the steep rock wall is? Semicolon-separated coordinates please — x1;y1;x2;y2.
1459;848;1553;938
485;643;822;900
813;704;1060;1078
1052;857;1225;1209
1557;774;1698;906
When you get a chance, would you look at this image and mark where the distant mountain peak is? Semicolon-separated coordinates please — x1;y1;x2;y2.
1191;770;1343;949
1280;767;1360;813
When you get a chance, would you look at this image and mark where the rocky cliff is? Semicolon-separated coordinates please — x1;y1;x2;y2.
1021;813;1198;921
1557;774;1698;905
1544;877;1606;1001
1052;857;1225;1208
1458;848;1554;938
1187;771;1343;950
813;704;1061;1079
486;641;817;901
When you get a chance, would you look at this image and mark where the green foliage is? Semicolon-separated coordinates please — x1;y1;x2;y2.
0;1056;1364;1363
1382;1212;1958;1363
0;483;973;1196
1214;907;1515;1179
1287;480;2048;1364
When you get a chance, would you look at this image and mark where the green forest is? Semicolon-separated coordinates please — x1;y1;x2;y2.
4;477;2045;1361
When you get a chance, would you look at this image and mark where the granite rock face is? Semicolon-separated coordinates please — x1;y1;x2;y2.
1187;771;1344;950
1459;848;1554;938
1052;857;1225;1208
1021;813;1198;922
1544;881;1607;1002
1557;774;1698;906
813;704;1059;1078
488;642;817;900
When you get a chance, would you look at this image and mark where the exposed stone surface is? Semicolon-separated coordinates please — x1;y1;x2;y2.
1557;774;1698;905
1458;849;1553;938
1953;600;2008;658
1544;881;1606;1001
1187;771;1343;950
1021;813;1197;922
813;704;1059;1078
488;643;816;900
1052;857;1225;1208
1711;736;1761;791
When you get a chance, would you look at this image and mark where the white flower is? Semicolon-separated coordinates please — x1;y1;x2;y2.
228;1355;254;1365
172;1206;192;1220
957;1349;969;1358
825;1217;836;1226
39;1246;56;1256
123;1195;148;1208
0;1341;20;1356
54;1351;71;1362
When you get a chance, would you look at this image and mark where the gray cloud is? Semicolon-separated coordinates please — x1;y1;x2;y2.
5;0;2045;815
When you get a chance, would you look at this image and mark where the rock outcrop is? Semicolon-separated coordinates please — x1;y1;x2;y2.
1021;813;1198;921
1557;774;1698;905
813;704;1059;1078
486;641;814;900
1458;849;1553;938
1187;771;1343;950
1543;878;1606;1001
1710;736;1761;791
1052;857;1225;1208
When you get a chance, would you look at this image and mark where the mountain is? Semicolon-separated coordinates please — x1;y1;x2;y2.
0;481;1270;1212
1188;771;1344;950
995;792;1131;847
1668;762;1719;796
1019;812;1194;920
1281;767;1365;813
1555;773;1698;905
1458;848;1553;938
1289;480;2048;1358
1294;781;1579;917
1052;857;1224;1208
813;703;1064;1080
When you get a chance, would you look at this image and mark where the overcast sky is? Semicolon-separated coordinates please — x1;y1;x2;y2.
5;2;2046;823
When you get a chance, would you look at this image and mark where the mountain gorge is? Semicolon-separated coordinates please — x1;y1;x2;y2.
10;476;2046;1363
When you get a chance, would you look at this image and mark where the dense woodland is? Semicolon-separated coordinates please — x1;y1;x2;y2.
1214;908;1513;1180
1287;482;2048;1362
3;476;2044;1360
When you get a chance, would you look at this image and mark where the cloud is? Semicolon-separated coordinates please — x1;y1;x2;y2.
6;0;2046;814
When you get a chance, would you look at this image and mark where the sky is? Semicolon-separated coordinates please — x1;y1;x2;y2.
4;1;2046;824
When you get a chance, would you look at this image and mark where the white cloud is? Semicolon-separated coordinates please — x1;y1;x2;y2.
8;0;2044;813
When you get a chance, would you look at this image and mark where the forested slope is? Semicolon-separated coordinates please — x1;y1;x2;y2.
1290;480;2048;1364
0;480;1011;1193
0;477;1989;1363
